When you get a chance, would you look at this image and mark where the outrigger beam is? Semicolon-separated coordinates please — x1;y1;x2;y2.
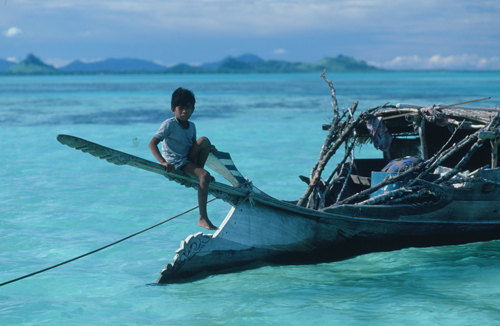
56;134;249;206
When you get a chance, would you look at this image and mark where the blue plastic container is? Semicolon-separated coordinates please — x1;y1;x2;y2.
370;172;439;198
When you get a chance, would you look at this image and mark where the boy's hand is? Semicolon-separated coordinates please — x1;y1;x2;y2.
162;162;175;173
210;145;217;153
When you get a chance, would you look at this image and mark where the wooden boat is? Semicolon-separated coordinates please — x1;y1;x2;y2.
57;97;500;284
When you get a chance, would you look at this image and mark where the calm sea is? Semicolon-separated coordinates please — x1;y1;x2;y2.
1;72;500;325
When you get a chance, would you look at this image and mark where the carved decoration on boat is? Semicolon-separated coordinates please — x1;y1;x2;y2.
160;232;212;276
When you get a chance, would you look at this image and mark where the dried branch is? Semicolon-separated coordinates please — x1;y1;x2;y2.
381;190;433;205
334;158;429;206
303;74;498;211
317;72;339;162
437;112;500;183
335;150;354;204
321;71;339;127
325;136;357;185
407;120;466;187
297;104;381;207
356;186;423;206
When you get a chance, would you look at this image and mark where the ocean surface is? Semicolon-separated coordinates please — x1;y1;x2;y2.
1;71;500;325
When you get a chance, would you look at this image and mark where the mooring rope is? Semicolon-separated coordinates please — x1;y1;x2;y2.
0;198;217;287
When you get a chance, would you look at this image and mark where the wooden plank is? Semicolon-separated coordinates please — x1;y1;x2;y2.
419;119;428;159
491;137;500;168
56;134;248;202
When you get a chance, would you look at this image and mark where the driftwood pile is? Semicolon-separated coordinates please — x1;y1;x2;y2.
297;73;500;210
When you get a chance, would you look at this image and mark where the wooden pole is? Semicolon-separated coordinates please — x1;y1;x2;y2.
419;118;428;160
491;137;499;168
439;97;491;109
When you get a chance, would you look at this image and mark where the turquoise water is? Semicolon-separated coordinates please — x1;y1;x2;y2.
1;72;500;325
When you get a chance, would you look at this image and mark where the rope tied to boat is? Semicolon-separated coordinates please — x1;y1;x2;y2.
237;178;257;206
0;198;217;288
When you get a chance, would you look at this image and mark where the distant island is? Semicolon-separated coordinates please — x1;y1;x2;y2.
1;54;59;75
0;53;381;75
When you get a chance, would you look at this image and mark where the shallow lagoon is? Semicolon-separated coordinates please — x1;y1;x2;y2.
1;72;500;325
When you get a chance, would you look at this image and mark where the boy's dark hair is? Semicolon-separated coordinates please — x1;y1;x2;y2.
171;87;196;109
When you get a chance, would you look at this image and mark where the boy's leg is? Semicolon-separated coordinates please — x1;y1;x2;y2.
188;137;211;168
181;161;218;230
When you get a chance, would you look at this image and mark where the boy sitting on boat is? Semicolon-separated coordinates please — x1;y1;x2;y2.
149;87;218;230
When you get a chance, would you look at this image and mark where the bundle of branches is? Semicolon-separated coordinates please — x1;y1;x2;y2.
337;111;500;207
298;72;500;210
296;72;388;209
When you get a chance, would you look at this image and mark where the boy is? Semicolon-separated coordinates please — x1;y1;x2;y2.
149;87;218;230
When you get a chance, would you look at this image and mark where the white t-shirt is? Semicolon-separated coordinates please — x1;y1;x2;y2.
154;117;197;170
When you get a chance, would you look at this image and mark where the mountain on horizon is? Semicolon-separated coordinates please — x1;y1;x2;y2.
201;54;264;69
60;58;167;72
2;53;381;75
312;55;379;72
3;54;59;75
192;54;378;73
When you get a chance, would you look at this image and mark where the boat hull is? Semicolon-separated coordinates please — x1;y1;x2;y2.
54;134;500;283
157;188;500;283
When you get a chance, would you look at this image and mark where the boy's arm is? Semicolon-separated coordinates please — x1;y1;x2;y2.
149;137;175;173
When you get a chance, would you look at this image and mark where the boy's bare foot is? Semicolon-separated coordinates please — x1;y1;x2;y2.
198;216;218;230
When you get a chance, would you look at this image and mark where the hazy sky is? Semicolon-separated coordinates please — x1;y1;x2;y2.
1;0;499;69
